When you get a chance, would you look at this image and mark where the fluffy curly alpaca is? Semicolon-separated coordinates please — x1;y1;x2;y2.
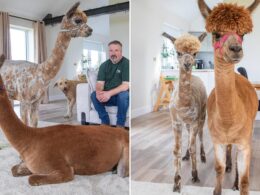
163;32;207;192
198;0;260;195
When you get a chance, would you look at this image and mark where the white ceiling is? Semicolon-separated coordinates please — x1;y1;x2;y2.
0;0;128;21
161;0;255;23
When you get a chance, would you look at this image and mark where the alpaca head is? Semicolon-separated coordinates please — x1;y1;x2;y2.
162;32;206;71
60;2;93;38
198;0;260;64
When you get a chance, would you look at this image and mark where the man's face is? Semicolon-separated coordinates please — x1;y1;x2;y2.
109;44;123;64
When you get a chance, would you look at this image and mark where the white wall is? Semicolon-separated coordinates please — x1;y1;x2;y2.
131;0;189;118
110;12;129;58
46;15;110;100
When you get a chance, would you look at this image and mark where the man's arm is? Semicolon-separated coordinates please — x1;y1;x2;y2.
96;81;105;92
108;82;129;96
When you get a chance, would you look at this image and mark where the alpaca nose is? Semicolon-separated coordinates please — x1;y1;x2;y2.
229;45;242;53
184;63;192;69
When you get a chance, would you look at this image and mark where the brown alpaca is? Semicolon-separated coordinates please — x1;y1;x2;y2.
198;1;259;195
54;77;86;118
164;32;207;192
0;2;92;127
0;55;128;186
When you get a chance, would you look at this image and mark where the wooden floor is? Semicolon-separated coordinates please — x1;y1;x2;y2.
131;110;260;191
14;100;80;125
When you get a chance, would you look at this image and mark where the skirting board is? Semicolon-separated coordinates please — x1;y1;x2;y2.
256;111;260;120
132;105;153;118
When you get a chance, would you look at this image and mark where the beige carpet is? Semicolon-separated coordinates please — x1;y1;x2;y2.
131;180;260;195
0;121;129;195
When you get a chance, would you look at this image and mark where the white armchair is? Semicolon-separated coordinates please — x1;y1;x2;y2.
76;69;129;126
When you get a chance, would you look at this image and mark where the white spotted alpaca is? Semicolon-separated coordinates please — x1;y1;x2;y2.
163;32;207;192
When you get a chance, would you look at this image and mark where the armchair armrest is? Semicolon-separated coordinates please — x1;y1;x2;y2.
76;83;91;122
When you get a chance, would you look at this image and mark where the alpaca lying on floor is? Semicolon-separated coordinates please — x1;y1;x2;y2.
163;32;207;192
0;55;129;186
54;77;86;118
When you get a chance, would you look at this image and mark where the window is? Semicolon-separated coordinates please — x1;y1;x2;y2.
10;25;34;61
78;40;106;74
161;37;178;69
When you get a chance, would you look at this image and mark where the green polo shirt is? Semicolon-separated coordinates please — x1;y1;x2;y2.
97;57;129;91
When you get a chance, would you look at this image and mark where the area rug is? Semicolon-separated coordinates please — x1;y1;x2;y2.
131;180;260;195
0;121;129;195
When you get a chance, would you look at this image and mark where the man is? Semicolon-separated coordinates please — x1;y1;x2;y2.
91;40;129;127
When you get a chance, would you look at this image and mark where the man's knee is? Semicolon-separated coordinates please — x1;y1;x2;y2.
117;91;129;101
91;91;97;101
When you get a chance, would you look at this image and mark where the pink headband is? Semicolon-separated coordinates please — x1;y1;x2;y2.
213;33;243;55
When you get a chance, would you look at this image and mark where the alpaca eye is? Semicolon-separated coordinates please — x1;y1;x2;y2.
177;52;182;57
75;19;82;25
193;53;197;57
213;33;221;41
65;81;67;84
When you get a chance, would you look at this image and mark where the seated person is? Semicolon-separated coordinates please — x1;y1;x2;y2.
91;40;129;128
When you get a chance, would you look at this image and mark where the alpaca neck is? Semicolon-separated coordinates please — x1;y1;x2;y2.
178;68;192;106
0;92;34;153
39;32;71;82
214;56;241;125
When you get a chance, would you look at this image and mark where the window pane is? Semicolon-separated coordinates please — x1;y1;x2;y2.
10;28;27;60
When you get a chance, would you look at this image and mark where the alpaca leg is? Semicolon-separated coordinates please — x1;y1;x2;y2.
237;145;250;195
226;144;232;173
213;144;226;195
232;154;239;191
182;124;190;161
189;127;200;183
117;144;129;177
198;120;206;163
29;101;40;127
11;162;32;177
173;123;182;192
28;165;74;186
20;102;29;125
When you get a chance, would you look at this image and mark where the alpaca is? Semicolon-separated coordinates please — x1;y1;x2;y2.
0;54;128;186
198;1;259;195
163;32;207;192
0;2;92;127
54;77;86;118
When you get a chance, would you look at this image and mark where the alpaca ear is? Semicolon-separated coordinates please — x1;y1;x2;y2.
198;0;212;19
54;82;58;87
0;54;5;69
248;0;260;13
162;32;176;43
198;32;207;42
66;2;80;19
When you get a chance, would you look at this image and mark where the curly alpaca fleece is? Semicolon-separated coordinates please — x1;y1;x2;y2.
174;34;201;54
206;3;253;34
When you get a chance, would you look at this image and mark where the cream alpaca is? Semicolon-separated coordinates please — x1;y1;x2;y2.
164;32;207;192
198;1;259;195
0;2;92;127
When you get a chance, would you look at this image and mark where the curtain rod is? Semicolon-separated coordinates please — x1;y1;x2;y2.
9;15;42;23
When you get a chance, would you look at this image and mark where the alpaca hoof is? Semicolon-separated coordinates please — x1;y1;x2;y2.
201;155;206;163
173;184;181;192
225;166;232;173
213;189;221;195
232;184;239;191
11;165;19;177
191;170;200;183
182;155;190;161
192;176;200;183
173;175;181;192
29;176;41;186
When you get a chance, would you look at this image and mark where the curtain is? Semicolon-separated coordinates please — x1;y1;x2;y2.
34;21;48;103
0;12;11;59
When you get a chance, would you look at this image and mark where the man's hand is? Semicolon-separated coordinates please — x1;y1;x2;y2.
96;91;111;103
